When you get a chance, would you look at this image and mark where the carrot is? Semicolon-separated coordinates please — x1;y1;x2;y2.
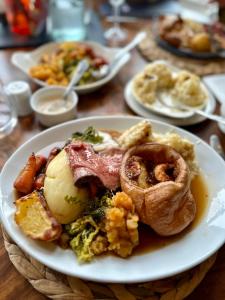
35;155;47;173
14;153;37;194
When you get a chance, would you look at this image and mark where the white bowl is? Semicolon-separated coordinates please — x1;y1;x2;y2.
11;41;131;94
30;86;78;127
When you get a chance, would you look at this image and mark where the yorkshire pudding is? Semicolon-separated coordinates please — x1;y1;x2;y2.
120;143;196;236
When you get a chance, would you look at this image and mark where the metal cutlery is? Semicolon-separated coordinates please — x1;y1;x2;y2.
63;59;89;99
92;31;147;79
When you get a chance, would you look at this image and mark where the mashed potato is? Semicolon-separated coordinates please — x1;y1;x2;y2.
144;63;174;89
44;149;87;224
151;132;198;178
132;72;157;104
172;71;206;107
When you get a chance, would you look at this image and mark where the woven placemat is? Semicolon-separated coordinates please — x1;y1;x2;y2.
138;29;225;76
2;226;217;300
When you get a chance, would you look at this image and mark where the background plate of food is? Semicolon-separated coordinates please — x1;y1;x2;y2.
1;116;225;283
154;15;225;59
127;60;215;120
124;85;216;126
11;41;130;94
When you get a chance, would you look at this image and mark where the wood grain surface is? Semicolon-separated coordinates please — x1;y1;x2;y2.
1;14;225;300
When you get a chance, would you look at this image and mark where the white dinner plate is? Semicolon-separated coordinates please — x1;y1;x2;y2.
11;41;130;94
1;116;225;283
125;80;216;126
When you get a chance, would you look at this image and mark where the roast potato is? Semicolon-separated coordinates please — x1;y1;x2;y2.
15;191;62;241
190;33;211;52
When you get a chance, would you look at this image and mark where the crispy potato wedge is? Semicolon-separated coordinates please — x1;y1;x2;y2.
15;191;62;241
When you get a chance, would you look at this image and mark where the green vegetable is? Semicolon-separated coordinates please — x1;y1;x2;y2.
66;216;99;262
64;195;82;204
83;190;113;222
72;126;103;144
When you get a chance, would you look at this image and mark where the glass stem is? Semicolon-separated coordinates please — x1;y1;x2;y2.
113;4;120;31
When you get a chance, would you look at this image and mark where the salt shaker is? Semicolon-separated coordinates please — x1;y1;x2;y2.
5;81;32;117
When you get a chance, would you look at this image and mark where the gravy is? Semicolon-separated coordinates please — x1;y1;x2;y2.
135;174;208;254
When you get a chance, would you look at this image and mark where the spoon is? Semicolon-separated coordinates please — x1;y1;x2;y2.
63;59;89;99
92;31;147;79
158;96;225;125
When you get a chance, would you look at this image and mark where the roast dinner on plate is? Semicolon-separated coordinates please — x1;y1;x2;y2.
13;120;207;263
156;14;225;57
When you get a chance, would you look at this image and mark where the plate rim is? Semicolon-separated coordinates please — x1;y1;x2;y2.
1;115;225;283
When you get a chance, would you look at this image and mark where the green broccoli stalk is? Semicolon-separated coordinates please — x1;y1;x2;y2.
66;216;99;262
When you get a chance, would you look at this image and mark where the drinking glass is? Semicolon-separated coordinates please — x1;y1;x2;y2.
0;85;17;140
4;0;48;36
48;0;86;41
104;0;127;42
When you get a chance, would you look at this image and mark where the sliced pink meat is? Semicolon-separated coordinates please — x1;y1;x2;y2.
65;141;124;190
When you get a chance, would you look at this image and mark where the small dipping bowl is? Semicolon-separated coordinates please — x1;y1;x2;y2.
30;86;78;127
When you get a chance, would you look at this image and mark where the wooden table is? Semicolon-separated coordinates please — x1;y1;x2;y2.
1;18;225;300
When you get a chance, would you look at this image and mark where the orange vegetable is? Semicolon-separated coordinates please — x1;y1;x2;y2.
14;153;37;194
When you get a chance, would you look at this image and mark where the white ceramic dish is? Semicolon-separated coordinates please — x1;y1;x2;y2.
30;86;78;127
130;60;212;119
1;116;225;283
125;80;216;126
11;41;131;95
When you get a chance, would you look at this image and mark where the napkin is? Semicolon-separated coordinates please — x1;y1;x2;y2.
203;75;225;104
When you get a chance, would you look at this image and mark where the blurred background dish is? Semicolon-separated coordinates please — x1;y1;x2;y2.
154;15;225;59
4;0;48;36
11;41;130;94
128;60;212;119
124;79;216;126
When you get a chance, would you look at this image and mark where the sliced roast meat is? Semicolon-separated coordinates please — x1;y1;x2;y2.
65;141;124;190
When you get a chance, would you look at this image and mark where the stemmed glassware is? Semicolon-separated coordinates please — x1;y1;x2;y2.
104;0;127;42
